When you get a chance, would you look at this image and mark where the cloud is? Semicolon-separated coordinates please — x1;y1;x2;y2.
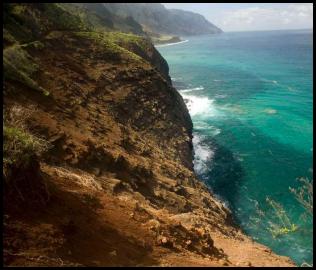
218;3;313;31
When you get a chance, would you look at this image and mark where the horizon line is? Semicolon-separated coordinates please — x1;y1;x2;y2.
221;28;313;33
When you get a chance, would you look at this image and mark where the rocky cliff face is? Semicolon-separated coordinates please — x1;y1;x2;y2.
3;4;294;267
115;37;171;84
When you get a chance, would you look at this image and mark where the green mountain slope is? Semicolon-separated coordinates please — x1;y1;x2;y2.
102;3;223;36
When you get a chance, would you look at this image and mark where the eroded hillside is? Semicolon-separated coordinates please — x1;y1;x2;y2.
3;3;295;267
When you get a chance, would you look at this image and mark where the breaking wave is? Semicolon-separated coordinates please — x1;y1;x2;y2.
155;40;189;48
179;86;204;93
181;94;217;117
192;134;214;175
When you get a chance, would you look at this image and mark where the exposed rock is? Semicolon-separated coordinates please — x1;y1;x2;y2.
109;250;117;256
157;236;173;248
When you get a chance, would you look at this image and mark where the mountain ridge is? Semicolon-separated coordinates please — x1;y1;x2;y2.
102;3;223;36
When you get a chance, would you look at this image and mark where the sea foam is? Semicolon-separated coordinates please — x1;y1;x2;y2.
261;78;278;85
264;108;277;114
155;39;189;48
181;94;217;117
194;122;221;136
192;134;214;175
179;86;204;93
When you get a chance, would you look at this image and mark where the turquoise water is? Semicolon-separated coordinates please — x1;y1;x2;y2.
156;29;313;265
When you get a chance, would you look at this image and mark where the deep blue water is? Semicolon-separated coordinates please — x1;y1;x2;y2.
156;29;313;265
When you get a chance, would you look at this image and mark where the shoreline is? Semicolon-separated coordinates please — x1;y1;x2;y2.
155;39;189;48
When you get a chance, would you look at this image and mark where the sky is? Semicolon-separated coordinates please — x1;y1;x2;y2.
162;3;313;32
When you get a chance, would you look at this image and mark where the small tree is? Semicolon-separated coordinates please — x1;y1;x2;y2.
262;177;313;267
265;196;298;238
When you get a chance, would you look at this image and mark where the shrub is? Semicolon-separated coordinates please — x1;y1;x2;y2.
254;177;313;266
3;105;51;181
265;196;298;238
3;127;46;167
289;177;313;216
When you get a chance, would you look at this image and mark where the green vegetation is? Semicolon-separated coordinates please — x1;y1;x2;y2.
253;178;313;266
74;31;145;63
259;177;313;239
3;3;88;44
105;31;149;49
3;105;51;182
3;29;17;45
289;177;313;216
57;3;113;32
4;2;152;72
4;46;38;75
4;126;46;168
150;34;181;45
265;197;298;238
21;41;45;50
61;3;145;35
4;3;155;98
3;46;49;96
10;4;27;16
42;3;88;32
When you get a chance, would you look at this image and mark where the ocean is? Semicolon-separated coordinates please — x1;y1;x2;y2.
156;29;313;265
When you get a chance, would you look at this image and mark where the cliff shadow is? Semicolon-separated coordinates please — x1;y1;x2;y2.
197;137;245;217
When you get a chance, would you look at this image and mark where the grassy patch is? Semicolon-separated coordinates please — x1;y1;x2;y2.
98;31;151;56
4;3;88;44
3;126;50;182
3;46;49;96
43;3;88;31
74;31;145;63
76;32;143;62
4;127;45;167
4;46;38;75
57;3;112;32
3;105;51;180
105;31;148;49
3;28;17;46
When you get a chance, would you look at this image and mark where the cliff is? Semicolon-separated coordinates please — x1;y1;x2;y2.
102;3;223;36
3;3;294;267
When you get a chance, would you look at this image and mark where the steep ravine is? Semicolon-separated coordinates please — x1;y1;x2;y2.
3;9;295;268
